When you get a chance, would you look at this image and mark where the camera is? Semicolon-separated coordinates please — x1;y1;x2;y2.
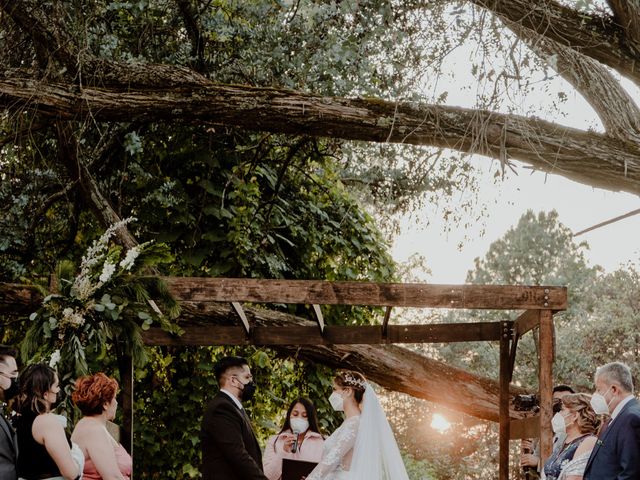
514;394;539;412
515;394;541;479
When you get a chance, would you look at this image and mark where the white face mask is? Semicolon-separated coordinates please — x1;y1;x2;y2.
551;412;570;435
590;386;613;415
290;417;309;434
329;391;344;411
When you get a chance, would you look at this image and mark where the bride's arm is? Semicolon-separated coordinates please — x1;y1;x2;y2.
306;417;359;480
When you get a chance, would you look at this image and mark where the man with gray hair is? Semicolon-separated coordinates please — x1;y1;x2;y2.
584;361;640;479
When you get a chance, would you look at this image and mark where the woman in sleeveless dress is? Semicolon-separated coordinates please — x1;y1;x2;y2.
15;363;83;480
542;393;599;480
306;370;409;480
71;373;132;480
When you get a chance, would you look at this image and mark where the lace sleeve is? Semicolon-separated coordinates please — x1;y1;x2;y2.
557;452;590;479
306;417;359;480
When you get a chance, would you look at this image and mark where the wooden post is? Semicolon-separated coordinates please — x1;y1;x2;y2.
499;321;511;480
119;353;134;456
538;310;554;462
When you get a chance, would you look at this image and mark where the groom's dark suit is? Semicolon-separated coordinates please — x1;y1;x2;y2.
201;391;267;480
584;397;640;480
0;409;18;480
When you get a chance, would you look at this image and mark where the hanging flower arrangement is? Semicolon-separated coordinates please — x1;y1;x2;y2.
22;218;182;378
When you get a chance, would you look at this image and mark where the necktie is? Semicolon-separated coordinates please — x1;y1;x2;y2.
598;416;611;438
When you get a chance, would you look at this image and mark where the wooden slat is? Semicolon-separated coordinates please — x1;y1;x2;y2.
539;310;554;462
231;302;251;334
311;304;325;333
143;322;505;346
499;323;511;480
382;306;392;336
510;416;540;440
514;309;540;336
161;277;568;310
508;332;519;382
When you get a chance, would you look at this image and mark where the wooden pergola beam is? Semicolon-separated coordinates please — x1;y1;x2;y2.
143;322;506;346
161;277;567;310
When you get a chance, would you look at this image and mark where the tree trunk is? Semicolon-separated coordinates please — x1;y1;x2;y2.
2;75;639;195
470;0;640;86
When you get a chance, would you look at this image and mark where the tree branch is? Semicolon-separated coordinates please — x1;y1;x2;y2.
606;0;640;56
470;0;640;86
174;0;207;73
1;74;639;195
54;122;138;248
495;14;640;142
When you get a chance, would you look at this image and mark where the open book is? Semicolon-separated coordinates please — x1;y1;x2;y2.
282;458;318;480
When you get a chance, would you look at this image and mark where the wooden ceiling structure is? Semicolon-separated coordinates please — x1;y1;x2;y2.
140;277;567;480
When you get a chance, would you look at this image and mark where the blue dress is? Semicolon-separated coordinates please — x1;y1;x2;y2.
543;434;589;480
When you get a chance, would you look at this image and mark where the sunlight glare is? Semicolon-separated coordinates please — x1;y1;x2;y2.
431;413;451;432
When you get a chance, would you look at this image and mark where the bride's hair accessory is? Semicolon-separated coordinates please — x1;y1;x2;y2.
339;371;367;390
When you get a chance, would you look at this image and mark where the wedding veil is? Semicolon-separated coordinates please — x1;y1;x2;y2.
350;384;410;480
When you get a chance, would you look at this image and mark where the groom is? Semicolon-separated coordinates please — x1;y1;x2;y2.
201;356;267;480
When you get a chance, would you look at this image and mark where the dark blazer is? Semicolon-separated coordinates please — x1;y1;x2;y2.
0;412;18;480
584;397;640;480
201;392;267;480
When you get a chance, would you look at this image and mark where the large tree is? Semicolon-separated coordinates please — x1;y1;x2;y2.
1;1;639;199
2;1;637;478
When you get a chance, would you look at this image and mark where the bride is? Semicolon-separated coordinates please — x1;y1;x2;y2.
305;370;409;480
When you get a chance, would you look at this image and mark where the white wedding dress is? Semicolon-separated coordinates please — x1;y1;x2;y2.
306;385;409;480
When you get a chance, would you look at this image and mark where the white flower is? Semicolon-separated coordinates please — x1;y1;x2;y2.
69;313;85;327
119;246;140;271
61;307;86;328
99;261;116;283
49;350;61;368
71;217;137;298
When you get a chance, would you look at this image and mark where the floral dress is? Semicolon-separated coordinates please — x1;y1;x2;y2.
542;434;591;480
306;416;359;480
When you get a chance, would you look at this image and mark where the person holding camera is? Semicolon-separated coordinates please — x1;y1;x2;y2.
541;393;598;480
520;384;575;477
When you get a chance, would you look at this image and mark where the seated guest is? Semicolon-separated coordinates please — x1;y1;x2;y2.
15;363;82;480
542;393;598;480
71;373;132;480
263;398;324;480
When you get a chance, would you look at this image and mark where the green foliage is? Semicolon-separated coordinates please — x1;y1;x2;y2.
434;210;601;384
22;219;181;380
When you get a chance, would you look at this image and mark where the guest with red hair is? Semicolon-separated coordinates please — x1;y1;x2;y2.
71;373;132;480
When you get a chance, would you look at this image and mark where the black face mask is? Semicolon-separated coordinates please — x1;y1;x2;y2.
238;379;257;402
3;376;19;401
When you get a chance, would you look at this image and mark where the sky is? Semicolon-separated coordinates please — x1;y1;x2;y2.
388;9;640;284
391;164;640;284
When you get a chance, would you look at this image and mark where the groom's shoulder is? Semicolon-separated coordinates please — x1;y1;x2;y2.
206;392;237;412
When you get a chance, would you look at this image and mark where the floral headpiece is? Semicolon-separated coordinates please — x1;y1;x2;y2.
343;372;367;390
